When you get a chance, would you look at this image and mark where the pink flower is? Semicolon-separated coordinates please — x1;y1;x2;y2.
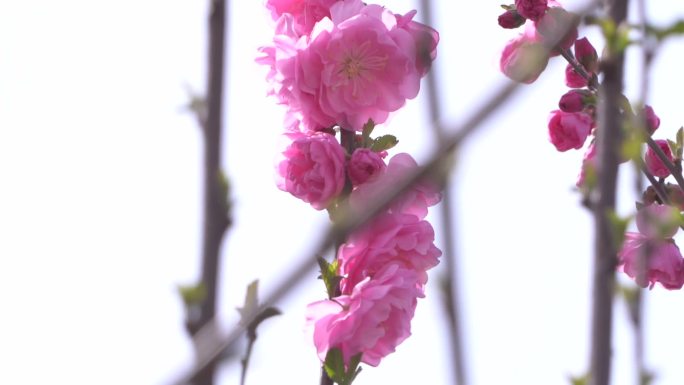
547;110;593;151
636;204;681;239
348;148;386;186
349;153;441;219
266;0;339;36
338;211;441;292
645;139;674;178
306;264;424;366
310;2;426;130
515;0;548;21
565;63;588;88
619;233;684;289
276;132;346;210
395;10;440;77
500;29;549;84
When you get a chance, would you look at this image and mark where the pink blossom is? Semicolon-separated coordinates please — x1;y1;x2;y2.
515;0;548;21
349;153;441;219
395;10;440;77
338;211;441;292
645;139;674;178
310;2;426;130
619;233;684;289
500;29;549;84
306;264;424;366
266;0;339;36
276;132;346;210
558;89;588;112
565;63;588;88
348;148;386;186
547;110;593;151
636;204;681;239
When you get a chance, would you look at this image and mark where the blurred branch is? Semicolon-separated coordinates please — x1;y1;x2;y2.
184;1;229;385
167;76;523;385
588;1;629;385
418;1;468;384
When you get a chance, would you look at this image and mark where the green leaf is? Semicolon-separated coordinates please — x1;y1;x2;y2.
569;374;588;385
177;282;207;306
317;257;341;299
324;348;345;383
667;139;678;160
676;127;683;159
607;210;631;250
361;120;375;143
371;135;399;152
500;4;515;11
344;353;363;385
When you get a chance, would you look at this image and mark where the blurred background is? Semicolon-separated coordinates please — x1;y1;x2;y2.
1;1;684;384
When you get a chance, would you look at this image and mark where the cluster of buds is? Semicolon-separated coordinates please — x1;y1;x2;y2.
258;0;443;379
496;0;684;290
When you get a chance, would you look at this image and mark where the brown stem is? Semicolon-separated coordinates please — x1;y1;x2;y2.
589;2;628;385
186;1;229;385
560;49;599;91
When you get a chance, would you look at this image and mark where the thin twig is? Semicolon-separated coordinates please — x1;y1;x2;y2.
589;2;629;385
186;1;229;385
418;1;467;384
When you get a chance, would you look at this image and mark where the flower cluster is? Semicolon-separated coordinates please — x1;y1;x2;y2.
259;0;441;377
496;1;684;290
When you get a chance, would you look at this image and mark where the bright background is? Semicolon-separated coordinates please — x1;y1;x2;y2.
1;1;684;384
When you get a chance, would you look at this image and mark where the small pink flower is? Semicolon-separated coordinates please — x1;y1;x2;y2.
349;153;441;219
306;264;424;366
348;148;386;186
645;139;674;178
565;63;588;88
276;132;346;210
636;204;681;239
515;0;548;21
338;211;442;291
500;30;549;84
547;110;593;151
619;233;684;290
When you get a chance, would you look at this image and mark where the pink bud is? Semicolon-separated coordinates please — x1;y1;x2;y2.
636;204;680;239
558;89;590;112
639;105;661;134
535;6;578;53
645;139;674;178
500;34;549;84
547;110;593;152
498;9;526;29
515;0;548;21
574;37;598;73
565;63;588;88
348;148;386;186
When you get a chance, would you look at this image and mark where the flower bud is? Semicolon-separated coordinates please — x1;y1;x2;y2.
558;89;593;112
637;105;661;135
498;9;526;29
515;0;548;21
645;139;674;178
565;63;588;88
636;204;681;239
535;6;578;52
574;37;598;73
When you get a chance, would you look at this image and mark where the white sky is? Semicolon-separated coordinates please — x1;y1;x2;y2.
1;1;684;385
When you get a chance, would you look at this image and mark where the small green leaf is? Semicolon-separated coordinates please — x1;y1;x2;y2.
569;374;588;385
676;127;683;159
361;120;375;142
317;257;341;299
500;4;515;11
324;348;346;383
607;210;631;250
667;139;678;160
177;283;207;306
344;353;363;385
371;135;399;152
